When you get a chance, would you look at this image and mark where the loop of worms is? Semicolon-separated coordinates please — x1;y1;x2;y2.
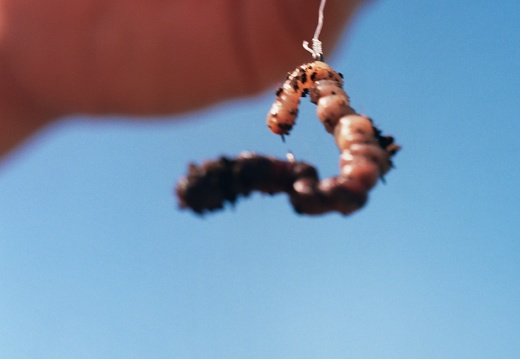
176;61;400;216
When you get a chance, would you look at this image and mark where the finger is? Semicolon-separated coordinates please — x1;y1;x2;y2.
0;0;366;157
1;0;366;115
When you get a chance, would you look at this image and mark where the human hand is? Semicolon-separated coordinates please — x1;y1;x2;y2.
0;0;366;158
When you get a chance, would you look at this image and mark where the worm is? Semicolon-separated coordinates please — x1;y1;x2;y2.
176;61;400;216
176;152;368;215
267;61;345;137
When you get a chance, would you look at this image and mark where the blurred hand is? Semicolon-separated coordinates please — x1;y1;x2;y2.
0;0;366;157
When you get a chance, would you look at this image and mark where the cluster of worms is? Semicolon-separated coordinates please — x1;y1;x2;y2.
176;61;400;216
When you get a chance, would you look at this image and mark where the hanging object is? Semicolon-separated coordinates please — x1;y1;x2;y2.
176;0;400;216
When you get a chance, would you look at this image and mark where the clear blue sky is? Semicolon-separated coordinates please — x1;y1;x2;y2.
1;1;519;358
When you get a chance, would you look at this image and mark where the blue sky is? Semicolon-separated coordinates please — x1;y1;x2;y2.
1;1;520;358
